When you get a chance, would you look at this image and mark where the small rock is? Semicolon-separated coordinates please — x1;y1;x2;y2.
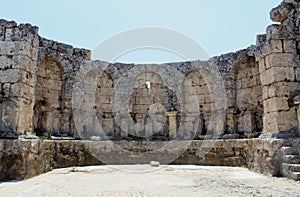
150;161;160;167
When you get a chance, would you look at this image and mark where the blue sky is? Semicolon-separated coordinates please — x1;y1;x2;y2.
1;0;281;63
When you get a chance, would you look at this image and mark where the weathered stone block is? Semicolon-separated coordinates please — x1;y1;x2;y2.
296;68;300;82
265;53;299;69
277;109;298;132
270;1;294;23
260;67;295;86
18;98;34;134
264;97;290;113
258;58;266;73
268;82;299;98
263;112;280;133
10;83;34;100
263;86;269;100
283;40;297;53
0;69;22;83
269;39;283;53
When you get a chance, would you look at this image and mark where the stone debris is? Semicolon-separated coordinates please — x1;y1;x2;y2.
150;161;160;167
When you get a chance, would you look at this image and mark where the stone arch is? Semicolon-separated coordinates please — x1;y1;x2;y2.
34;58;64;136
130;71;166;139
95;71;115;138
229;56;263;136
182;68;215;139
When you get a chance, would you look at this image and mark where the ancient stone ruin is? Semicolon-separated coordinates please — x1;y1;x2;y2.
0;0;300;181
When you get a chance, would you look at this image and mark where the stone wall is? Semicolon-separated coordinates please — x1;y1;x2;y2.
36;37;91;135
256;1;300;137
0;139;287;180
0;20;39;137
1;0;299;139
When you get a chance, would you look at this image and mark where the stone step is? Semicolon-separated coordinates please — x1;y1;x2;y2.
290;172;300;181
282;163;300;173
283;155;300;164
280;147;299;156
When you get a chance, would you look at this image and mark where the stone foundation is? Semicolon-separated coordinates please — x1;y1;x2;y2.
0;139;289;180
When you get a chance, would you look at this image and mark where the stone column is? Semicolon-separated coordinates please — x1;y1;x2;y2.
166;111;178;139
0;20;39;136
256;2;300;137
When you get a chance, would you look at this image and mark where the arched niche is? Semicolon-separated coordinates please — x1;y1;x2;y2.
230;56;263;135
95;71;115;138
130;71;167;139
182;68;215;139
34;58;64;136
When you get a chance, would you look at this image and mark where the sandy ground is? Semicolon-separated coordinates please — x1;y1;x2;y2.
0;165;299;197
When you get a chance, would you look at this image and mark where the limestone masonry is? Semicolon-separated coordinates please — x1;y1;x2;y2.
0;0;300;181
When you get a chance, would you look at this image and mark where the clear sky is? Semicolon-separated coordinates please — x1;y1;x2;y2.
0;0;282;63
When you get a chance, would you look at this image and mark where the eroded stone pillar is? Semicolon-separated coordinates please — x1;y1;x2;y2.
166;111;178;139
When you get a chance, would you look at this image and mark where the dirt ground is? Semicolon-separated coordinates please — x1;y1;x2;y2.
0;165;299;197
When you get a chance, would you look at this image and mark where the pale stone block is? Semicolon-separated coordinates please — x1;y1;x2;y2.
258;58;266;73
296;68;300;82
283;40;296;53
251;67;260;76
264;97;290;113
263;112;280;133
0;55;13;70
269;39;283;53
0;41;16;55
0;69;22;83
10;83;34;100
238;111;256;133
17;98;34;134
265;53;299;69
260;67;295;86
277;109;298;132
251;86;262;100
